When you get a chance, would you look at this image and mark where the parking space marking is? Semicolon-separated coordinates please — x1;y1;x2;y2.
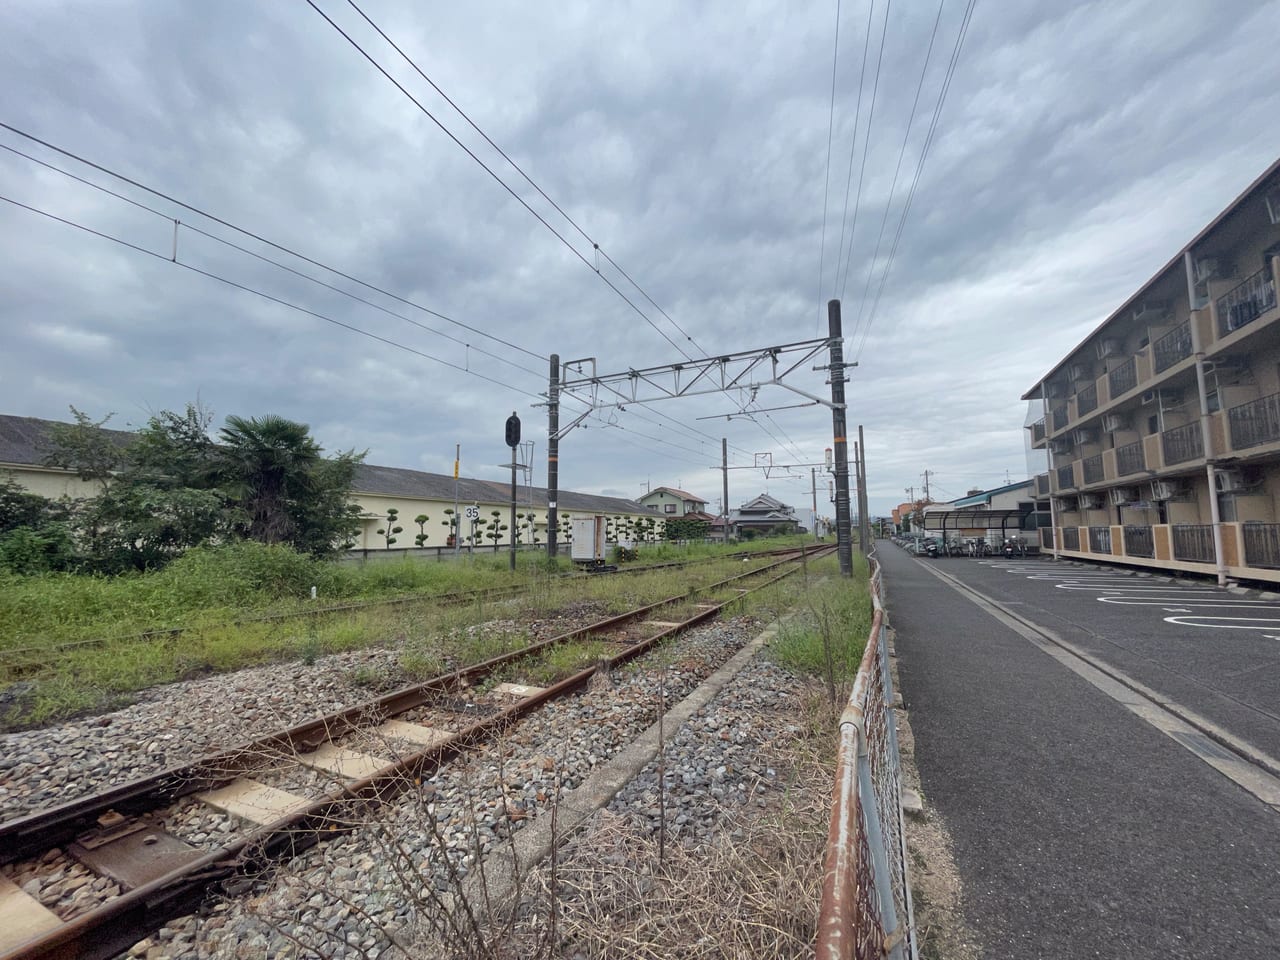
1164;616;1280;631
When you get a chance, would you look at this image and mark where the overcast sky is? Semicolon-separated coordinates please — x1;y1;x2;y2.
2;0;1278;520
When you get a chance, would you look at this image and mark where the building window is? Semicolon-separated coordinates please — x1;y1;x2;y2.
664;504;677;513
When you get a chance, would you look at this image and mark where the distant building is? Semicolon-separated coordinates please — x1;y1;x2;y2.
638;485;711;520
728;493;802;536
0;413;657;553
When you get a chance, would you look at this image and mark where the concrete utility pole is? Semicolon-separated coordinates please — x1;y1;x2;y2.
812;467;820;542
827;300;853;576
721;438;730;543
921;469;932;502
546;354;560;559
858;424;871;552
453;443;460;557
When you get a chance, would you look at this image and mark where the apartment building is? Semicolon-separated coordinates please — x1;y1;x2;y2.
1024;158;1280;584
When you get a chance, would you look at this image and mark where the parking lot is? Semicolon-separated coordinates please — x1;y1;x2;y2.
914;553;1280;762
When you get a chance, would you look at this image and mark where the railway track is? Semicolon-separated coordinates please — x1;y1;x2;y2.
1;545;814;678
0;545;832;960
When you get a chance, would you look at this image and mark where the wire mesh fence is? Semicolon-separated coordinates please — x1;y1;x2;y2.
816;553;915;960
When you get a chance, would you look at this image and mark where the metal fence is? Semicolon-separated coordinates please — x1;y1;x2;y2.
1123;525;1154;558
1108;357;1137;397
1228;392;1280;450
1057;464;1075;490
1153;321;1192;373
1216;266;1276;337
1062;527;1080;550
1115;440;1145;476
1077;382;1098;416
1088;526;1112;554
1082;454;1104;484
1162;422;1203;465
1172;524;1214;563
1242;523;1280;569
817;554;916;960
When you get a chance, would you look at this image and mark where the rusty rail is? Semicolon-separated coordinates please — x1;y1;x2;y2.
816;551;916;960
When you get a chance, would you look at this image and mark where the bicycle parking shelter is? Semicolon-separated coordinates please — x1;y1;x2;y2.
922;507;1033;547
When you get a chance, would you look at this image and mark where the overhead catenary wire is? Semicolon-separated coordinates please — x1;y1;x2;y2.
836;0;894;299
303;0;696;362
847;0;947;345
0;121;546;364
0;192;547;402
815;0;843;332
342;0;710;358
319;1;821;465
830;0;877;303
855;0;977;362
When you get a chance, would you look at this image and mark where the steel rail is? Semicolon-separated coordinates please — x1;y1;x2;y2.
0;553;820;960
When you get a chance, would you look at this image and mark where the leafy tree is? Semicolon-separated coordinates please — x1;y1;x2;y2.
484;510;508;552
664;517;709;541
414;513;430;547
44;406;125;494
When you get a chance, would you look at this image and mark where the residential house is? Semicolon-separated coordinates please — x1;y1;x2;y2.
637;485;717;526
728;493;802;536
1024;156;1280;582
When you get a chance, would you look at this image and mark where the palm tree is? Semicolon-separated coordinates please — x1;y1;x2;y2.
217;414;321;546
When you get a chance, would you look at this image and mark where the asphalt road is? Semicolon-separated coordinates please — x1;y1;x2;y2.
879;544;1280;959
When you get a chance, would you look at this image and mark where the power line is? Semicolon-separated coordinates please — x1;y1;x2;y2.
0;137;546;381
0;121;546;364
848;0;947;343
815;0;842;332
303;0;696;361
0;192;546;401
855;0;977;362
836;0;894;298
830;0;877;302
342;0;710;358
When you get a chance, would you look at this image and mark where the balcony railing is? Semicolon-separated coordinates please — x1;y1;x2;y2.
1123;525;1154;558
1030;418;1046;443
1088;526;1112;553
1052;406;1069;431
1228;392;1280;450
1062;527;1080;551
1152;321;1192;373
1115;440;1145;476
1217;266;1277;337
1035;473;1050;497
1108;357;1137;397
1077;382;1098;417
1040;528;1054;549
1082;454;1104;484
1172;524;1214;563
1162;422;1204;465
1057;464;1074;490
1243;522;1280;569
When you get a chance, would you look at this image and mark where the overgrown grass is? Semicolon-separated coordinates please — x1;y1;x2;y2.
0;539;811;730
769;554;873;689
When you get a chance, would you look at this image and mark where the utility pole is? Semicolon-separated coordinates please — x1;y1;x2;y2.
721;438;730;543
854;441;863;553
921;469;932;502
546;354;560;559
827;300;853;576
812;467;819;542
858;424;871;552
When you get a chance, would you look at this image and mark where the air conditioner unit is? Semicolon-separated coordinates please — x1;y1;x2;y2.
1067;362;1092;383
1073;427;1098;445
1193;257;1219;283
1132;300;1170;323
1080;493;1105;510
1050;438;1073;455
1108;486;1139;506
1053;497;1077;513
1095;338;1123;359
1101;413;1130;433
1265;185;1280;226
1215;468;1261;494
1141;390;1158;405
1150;479;1191;501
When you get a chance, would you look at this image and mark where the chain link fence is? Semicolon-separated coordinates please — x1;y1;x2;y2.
816;552;916;960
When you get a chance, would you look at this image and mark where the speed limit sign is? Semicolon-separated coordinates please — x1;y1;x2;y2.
464;505;480;521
